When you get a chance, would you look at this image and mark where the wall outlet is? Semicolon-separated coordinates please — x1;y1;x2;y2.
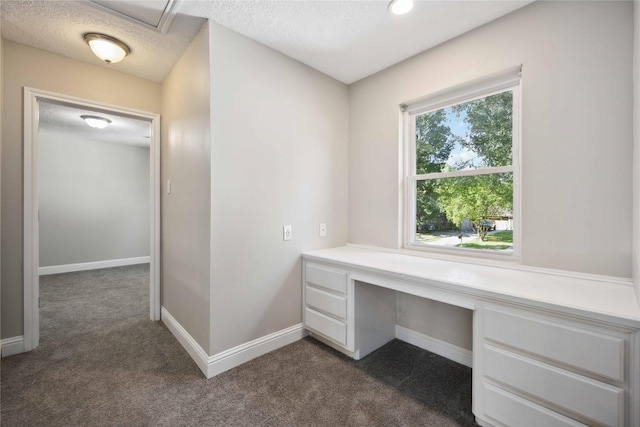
283;225;292;241
319;223;327;237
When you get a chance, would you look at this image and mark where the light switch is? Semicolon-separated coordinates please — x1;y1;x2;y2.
320;223;327;237
167;179;171;194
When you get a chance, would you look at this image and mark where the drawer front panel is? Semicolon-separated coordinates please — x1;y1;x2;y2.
484;345;623;426
305;307;347;346
485;308;624;381
305;285;347;320
483;383;586;427
305;264;347;294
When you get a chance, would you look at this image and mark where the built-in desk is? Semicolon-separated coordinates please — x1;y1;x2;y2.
302;245;640;427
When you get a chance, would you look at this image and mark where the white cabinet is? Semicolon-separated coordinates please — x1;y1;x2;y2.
475;304;632;427
302;247;640;427
305;263;347;294
303;261;396;360
482;307;625;381
482;383;586;427
305;286;347;321
304;307;347;345
303;262;353;350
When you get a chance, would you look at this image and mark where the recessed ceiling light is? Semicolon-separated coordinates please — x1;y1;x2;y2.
83;33;130;64
388;0;414;15
81;115;112;129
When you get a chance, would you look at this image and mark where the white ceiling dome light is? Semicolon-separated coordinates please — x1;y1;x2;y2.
81;115;112;129
83;33;131;64
388;0;414;15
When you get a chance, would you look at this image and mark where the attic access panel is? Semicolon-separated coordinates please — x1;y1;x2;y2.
88;0;180;33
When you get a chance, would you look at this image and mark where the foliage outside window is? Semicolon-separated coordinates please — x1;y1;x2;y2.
405;73;520;257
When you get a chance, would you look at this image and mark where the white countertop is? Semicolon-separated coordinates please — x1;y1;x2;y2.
303;245;640;327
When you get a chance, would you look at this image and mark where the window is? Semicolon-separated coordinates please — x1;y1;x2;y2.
403;67;521;258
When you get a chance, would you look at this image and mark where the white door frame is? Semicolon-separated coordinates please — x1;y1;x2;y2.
23;87;161;351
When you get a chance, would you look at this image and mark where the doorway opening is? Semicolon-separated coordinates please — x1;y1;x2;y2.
23;87;161;351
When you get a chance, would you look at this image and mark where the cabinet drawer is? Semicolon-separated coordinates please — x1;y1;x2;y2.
485;308;624;381
484;345;623;426
305;263;347;294
305;285;347;320
483;383;586;427
305;307;347;346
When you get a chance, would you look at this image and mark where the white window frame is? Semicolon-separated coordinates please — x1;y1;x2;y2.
402;66;522;260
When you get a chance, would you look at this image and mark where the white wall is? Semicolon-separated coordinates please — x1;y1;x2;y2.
1;40;161;340
349;2;633;347
350;1;632;277
160;23;212;352
39;131;149;267
208;23;349;354
160;21;349;357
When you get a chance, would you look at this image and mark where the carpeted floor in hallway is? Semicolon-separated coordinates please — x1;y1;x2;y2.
1;264;477;426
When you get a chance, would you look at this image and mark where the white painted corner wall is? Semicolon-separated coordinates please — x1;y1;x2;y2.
160;22;213;354
207;22;349;355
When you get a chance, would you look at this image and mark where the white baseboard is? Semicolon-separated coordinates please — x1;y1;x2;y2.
1;336;25;357
39;256;150;275
161;307;307;378
396;325;472;368
161;307;211;376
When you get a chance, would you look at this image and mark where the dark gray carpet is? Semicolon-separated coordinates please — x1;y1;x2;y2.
1;265;477;426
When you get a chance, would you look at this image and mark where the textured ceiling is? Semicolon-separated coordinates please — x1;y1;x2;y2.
180;0;534;84
1;1;534;85
39;102;151;148
0;0;205;82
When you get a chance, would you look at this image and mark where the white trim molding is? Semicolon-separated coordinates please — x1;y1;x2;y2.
24;88;39;351
39;256;151;276
1;336;26;357
396;324;473;368
161;307;211;376
161;307;307;378
401;65;522;262
23;87;162;352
